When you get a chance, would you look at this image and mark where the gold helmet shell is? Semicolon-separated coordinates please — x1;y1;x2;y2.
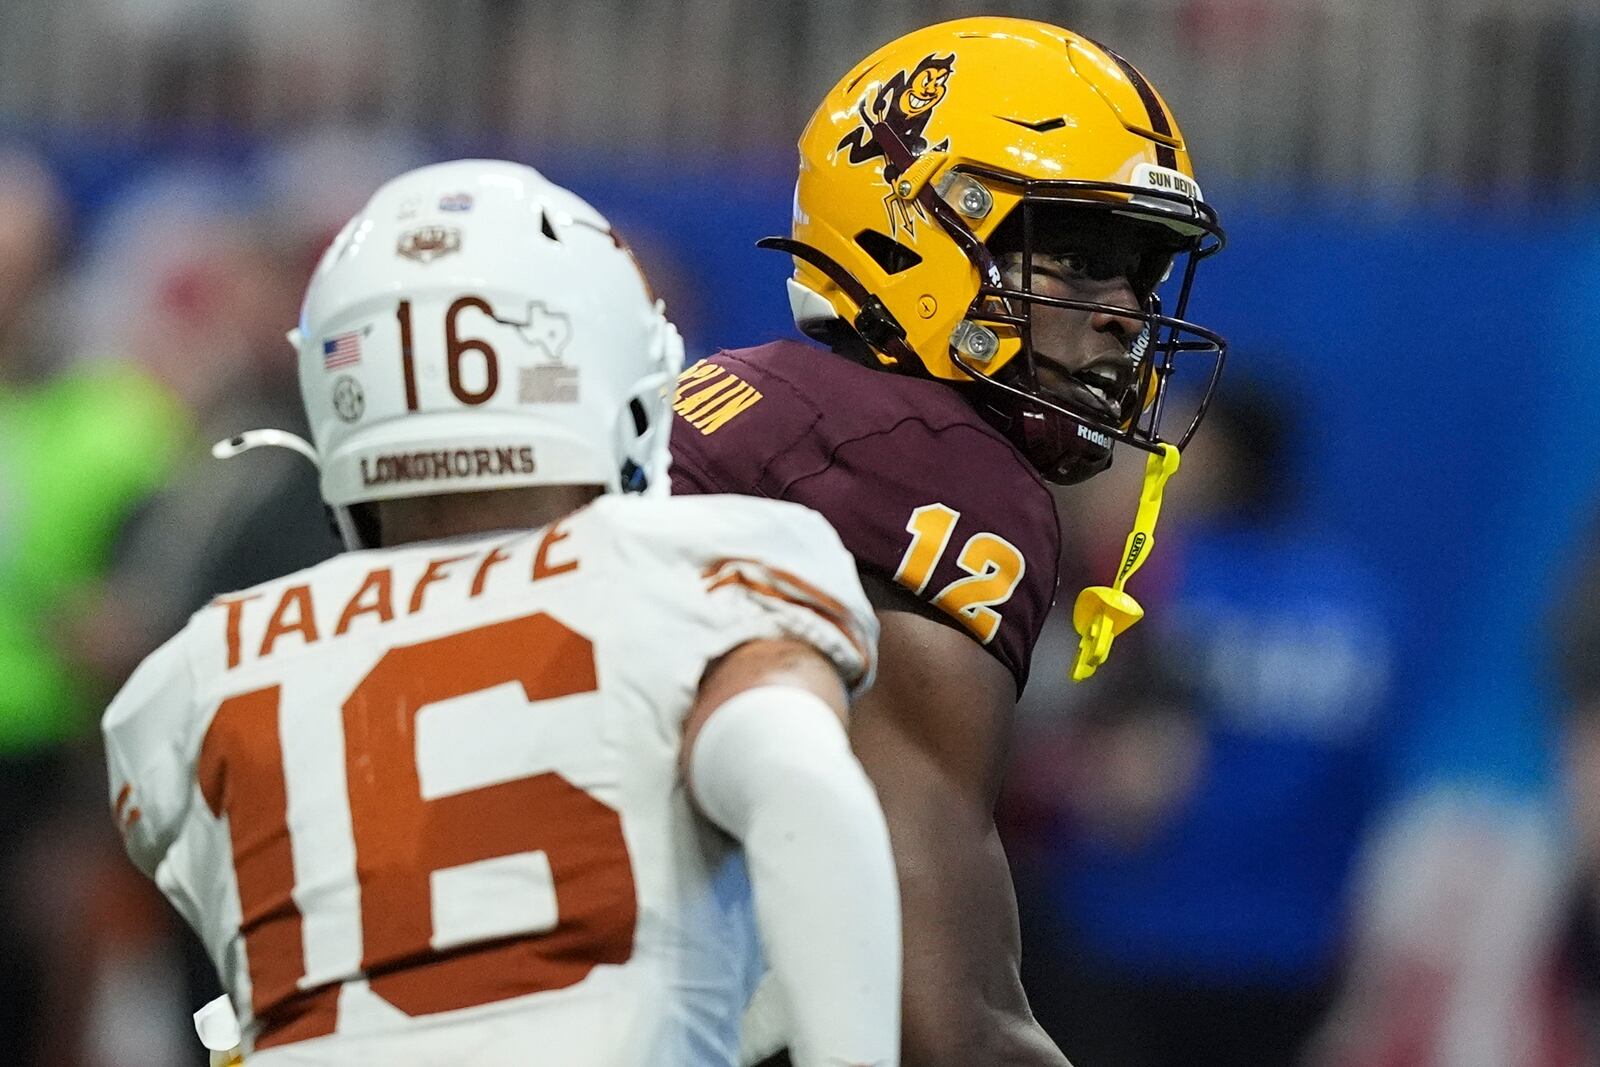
769;17;1226;474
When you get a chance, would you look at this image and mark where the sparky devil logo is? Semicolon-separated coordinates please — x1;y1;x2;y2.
835;52;956;238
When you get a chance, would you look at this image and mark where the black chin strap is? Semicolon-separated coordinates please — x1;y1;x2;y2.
756;235;920;367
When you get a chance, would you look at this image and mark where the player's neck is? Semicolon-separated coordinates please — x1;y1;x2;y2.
376;485;606;548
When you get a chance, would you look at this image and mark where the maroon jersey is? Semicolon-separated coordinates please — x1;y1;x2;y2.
669;339;1061;692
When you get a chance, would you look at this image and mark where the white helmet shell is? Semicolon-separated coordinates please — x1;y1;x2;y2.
292;159;681;511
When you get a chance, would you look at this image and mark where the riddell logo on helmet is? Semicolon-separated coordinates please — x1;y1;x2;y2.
360;446;535;487
1076;423;1111;449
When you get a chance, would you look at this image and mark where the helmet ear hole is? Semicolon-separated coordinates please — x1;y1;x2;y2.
613;370;673;496
854;229;923;275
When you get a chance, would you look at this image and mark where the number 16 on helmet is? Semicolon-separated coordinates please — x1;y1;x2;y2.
217;159;684;548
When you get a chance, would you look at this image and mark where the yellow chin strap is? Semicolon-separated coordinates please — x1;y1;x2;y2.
1071;442;1181;682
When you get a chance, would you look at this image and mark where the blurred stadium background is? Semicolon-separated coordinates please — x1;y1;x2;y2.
2;0;1598;1064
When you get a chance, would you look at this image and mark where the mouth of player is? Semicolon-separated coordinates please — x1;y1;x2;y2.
1036;359;1134;425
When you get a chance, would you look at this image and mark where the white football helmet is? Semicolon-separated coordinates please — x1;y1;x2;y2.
218;159;683;547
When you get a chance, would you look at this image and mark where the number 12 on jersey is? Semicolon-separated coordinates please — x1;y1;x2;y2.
893;503;1026;645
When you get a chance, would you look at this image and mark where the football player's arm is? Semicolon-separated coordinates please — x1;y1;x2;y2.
102;630;197;877
854;574;1071;1067
684;637;901;1067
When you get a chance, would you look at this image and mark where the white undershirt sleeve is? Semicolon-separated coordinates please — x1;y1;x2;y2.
690;684;900;1067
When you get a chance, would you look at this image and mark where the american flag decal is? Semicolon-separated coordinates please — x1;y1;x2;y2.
322;329;365;370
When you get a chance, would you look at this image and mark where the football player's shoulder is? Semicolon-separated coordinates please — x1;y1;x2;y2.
672;340;823;441
693;337;987;440
712;339;1054;516
589;493;853;577
113;518;348;712
103;620;198;735
671;337;1030;498
786;388;1060;573
115;541;334;713
672;337;980;495
783;402;1061;693
670;339;831;496
701;337;823;383
174;547;399;681
589;493;877;691
197;548;379;625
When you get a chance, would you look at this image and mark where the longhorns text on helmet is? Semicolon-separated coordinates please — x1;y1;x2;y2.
214;159;684;549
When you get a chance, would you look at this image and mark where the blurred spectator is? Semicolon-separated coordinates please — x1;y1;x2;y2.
0;152;193;1065
54;166;339;1065
1006;380;1398;1067
1546;510;1600;1056
1307;788;1577;1067
65;166;341;688
256;126;426;277
1302;471;1583;1067
0;154;66;380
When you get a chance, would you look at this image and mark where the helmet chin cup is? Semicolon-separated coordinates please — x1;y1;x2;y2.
950;343;1113;485
1018;405;1113;485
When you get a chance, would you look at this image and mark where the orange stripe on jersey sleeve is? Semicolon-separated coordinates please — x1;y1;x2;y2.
112;783;143;832
702;558;872;680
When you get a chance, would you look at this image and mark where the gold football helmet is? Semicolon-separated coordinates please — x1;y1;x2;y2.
765;16;1227;484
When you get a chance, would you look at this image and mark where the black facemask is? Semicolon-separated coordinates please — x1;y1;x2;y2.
942;169;1228;479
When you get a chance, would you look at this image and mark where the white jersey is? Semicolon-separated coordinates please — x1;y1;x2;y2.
102;493;876;1066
